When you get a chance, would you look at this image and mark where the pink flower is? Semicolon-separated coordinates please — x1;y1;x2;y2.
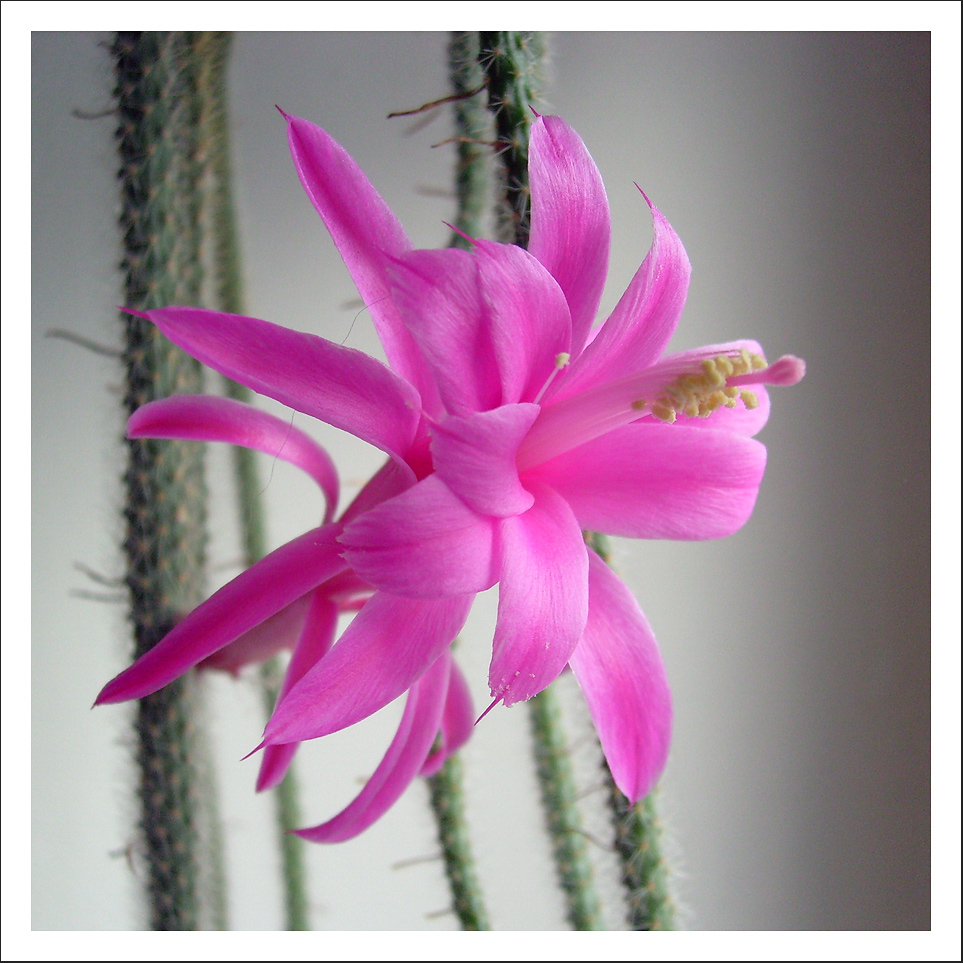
97;110;803;819
97;394;474;840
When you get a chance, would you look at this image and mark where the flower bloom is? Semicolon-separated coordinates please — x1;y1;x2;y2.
99;396;474;841
97;110;803;826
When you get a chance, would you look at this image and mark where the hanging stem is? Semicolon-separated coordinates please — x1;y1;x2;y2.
585;532;676;929
416;34;496;932
192;30;311;931
113;30;222;930
605;777;676;930
446;32;490;249
471;32;603;930
426;752;490;930
478;31;546;247
528;686;603;929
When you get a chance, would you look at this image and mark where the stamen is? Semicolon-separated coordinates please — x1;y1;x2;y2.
518;348;804;472
533;351;571;404
636;351;769;422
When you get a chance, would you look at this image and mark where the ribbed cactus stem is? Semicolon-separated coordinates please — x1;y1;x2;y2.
446;32;490;249
528;685;603;930
478;31;546;246
192;30;311;931
426;753;490;930
605;776;676;930
113;30;214;930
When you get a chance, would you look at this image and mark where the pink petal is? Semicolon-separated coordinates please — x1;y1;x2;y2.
673;384;771;437
474;240;572;406
140;306;422;464
95;525;346;705
339;455;417;524
547;194;690;404
387;248;502;415
420;657;475;777
430;404;539;518
340;475;498;597
256;742;300;795
528;115;610;354
200;592;313;675
294;651;451;843
284;113;440;413
257;592;339;792
263;592;472;745
129;394;339;522
569;552;672;803
490;484;589;706
532;422;767;540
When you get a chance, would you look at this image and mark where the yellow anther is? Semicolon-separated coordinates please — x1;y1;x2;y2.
555;352;571;369
715;354;734;377
705;390;727;413
651;404;677;424
701;358;725;387
644;349;768;424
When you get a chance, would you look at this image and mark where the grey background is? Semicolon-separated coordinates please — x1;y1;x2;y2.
31;32;930;930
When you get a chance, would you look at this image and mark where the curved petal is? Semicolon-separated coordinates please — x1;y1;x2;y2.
474;240;573;406
431;404;539;518
294;651;451;843
129;394;339;522
138;306;422;463
547;193;690;404
263;592;472;745
95;525;346;705
672;384;771;437
257;592;339;792
256;742;300;796
339;455;417;524
528;115;610;353
532;422;767;540
200;592;313;675
569;552;672;803
490;484;589;706
284;113;440;412
340;475;498;598
388;248;502;416
421;657;475;777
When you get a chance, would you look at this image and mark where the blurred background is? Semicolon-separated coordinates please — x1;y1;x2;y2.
30;31;931;931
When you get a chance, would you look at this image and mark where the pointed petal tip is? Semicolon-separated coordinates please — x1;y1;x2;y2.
475;696;500;725
633;182;654;209
94;676;132;706
241;740;266;762
442;220;476;245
